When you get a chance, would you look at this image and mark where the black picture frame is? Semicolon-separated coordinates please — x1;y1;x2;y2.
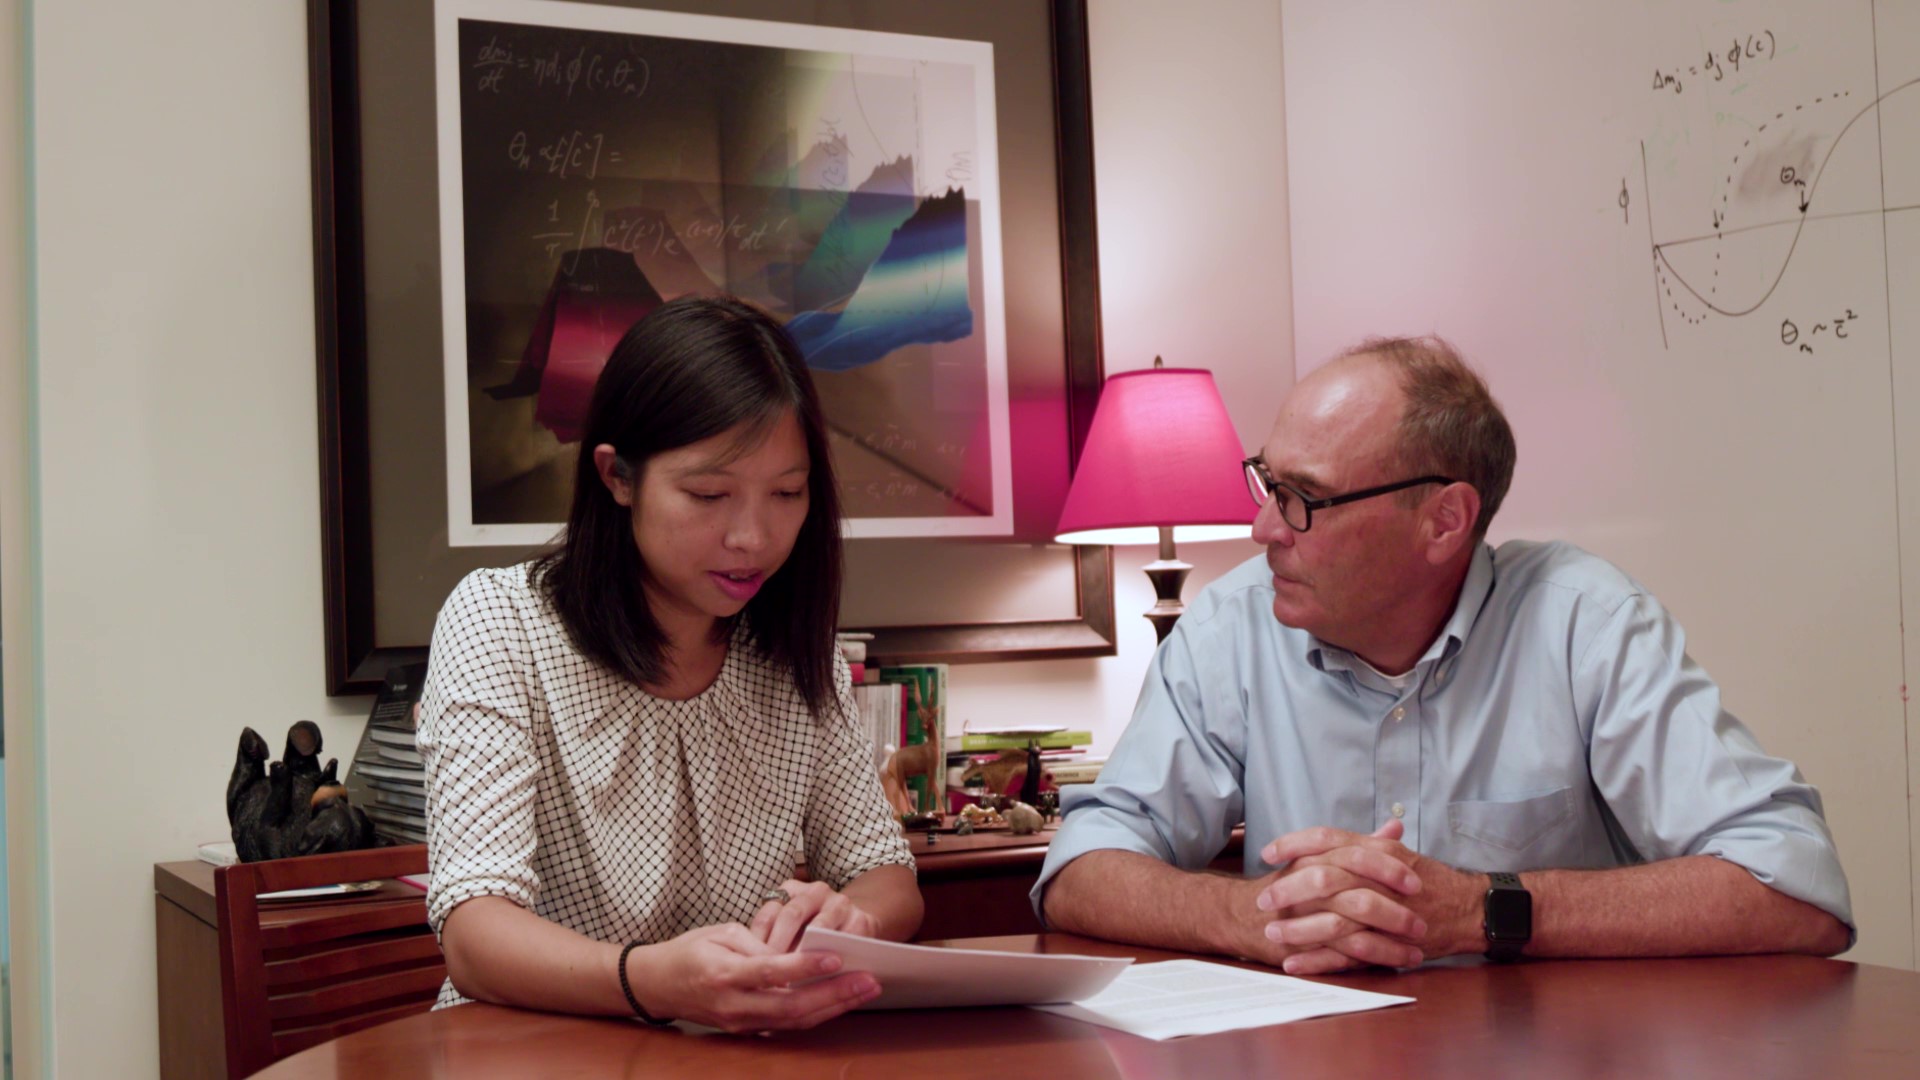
308;0;1114;695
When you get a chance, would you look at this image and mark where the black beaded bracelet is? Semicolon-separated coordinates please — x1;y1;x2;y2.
617;940;673;1026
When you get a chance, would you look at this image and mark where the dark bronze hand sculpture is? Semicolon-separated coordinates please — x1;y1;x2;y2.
227;721;382;862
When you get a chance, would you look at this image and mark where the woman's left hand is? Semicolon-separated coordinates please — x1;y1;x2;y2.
750;880;882;952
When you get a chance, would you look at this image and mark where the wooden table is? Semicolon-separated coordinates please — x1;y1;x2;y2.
160;827;1240;1075
256;935;1920;1079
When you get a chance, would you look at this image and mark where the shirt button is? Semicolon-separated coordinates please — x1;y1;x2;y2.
1391;707;1405;722
1391;802;1406;819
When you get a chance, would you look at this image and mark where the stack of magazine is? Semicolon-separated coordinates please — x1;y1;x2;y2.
342;662;431;846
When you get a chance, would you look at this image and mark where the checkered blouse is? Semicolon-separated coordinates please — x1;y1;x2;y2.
417;563;913;1009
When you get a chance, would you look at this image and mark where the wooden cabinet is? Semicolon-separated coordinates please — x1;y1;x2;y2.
908;826;1246;940
155;864;230;1079
155;859;437;1079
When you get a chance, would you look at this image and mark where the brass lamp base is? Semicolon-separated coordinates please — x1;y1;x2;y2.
1143;526;1193;643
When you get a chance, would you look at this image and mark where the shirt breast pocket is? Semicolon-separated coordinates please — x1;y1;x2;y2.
1448;787;1576;857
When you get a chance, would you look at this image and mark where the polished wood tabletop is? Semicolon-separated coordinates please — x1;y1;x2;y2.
259;934;1920;1079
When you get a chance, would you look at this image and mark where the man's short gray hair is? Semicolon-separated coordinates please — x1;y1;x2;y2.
1337;336;1516;540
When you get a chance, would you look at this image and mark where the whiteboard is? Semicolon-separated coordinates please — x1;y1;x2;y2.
1283;0;1917;967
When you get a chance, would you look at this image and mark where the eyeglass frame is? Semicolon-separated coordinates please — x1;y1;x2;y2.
1241;456;1457;533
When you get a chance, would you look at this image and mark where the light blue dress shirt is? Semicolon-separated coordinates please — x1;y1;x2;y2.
1034;541;1853;931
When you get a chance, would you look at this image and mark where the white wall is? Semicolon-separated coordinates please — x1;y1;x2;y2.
26;2;370;1075
12;1;1292;1074
948;0;1294;758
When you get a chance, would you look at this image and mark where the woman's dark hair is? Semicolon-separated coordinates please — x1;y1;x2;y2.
532;295;844;716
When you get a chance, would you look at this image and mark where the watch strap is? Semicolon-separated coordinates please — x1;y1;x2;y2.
1484;871;1529;962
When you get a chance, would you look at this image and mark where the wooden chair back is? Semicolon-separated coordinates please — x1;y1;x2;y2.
213;844;443;1077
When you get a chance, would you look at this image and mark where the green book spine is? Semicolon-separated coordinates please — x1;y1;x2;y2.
959;731;1093;751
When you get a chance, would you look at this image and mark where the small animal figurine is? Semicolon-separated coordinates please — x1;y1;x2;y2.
960;750;1055;800
1005;801;1045;836
227;721;382;862
881;741;943;816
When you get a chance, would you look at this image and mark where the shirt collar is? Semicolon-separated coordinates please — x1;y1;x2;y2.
1306;542;1496;675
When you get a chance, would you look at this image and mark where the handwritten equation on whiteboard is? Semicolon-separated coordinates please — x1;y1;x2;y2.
1781;309;1862;356
1651;30;1779;94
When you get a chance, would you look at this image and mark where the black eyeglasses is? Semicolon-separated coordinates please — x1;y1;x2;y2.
1242;456;1455;533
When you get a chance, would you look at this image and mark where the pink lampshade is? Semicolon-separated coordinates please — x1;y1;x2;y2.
1054;367;1256;545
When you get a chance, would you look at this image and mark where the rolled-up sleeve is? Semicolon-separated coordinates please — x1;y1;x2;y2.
804;654;916;889
1579;593;1853;931
417;570;545;938
1031;623;1247;925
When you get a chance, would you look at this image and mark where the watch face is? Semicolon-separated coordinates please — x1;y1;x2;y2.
1486;886;1532;939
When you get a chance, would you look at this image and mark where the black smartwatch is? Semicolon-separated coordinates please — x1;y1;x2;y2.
1483;871;1531;962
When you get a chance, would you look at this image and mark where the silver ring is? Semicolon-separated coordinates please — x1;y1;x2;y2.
761;888;792;905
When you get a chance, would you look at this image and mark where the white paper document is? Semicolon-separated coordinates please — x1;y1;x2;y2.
797;927;1133;1010
1030;959;1414;1040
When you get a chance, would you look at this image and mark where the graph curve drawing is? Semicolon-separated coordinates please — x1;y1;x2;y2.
1645;76;1919;333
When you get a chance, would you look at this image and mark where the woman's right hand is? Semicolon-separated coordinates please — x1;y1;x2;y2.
626;923;881;1033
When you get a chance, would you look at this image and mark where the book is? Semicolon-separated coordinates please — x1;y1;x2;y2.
1048;758;1107;785
344;662;432;845
353;761;426;784
365;676;422;732
953;730;1093;752
949;747;1092;767
358;773;427;797
375;743;426;767
361;805;429;843
834;630;873;664
366;727;418;749
853;681;906;772
371;787;428;811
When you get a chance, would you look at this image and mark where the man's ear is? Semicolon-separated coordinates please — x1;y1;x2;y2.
1423;482;1482;565
591;443;636;507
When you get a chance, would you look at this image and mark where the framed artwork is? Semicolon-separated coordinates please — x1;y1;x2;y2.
310;0;1113;695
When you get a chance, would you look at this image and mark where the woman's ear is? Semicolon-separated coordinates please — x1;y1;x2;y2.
592;443;635;507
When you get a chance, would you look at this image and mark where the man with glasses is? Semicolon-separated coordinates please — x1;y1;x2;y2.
1034;337;1851;972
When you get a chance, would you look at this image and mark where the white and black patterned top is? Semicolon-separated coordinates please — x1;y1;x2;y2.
417;562;913;1009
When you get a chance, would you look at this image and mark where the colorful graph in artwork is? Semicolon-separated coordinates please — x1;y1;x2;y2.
507;175;976;443
787;187;974;374
443;2;1010;541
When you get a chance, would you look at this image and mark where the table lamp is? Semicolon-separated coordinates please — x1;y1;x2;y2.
1054;358;1255;641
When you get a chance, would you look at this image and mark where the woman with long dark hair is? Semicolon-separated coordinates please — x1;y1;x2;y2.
418;296;920;1032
